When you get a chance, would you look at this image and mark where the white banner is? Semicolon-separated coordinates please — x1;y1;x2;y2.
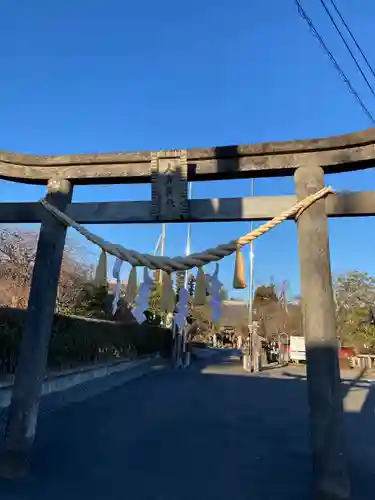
290;336;306;361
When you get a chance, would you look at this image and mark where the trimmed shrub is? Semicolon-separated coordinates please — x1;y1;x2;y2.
0;307;172;375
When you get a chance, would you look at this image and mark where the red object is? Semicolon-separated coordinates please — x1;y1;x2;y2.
339;346;356;358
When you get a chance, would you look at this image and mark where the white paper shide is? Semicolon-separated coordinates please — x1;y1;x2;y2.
132;268;153;324
112;257;124;316
174;287;189;329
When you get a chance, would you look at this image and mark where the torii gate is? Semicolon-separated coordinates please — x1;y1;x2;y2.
1;128;375;498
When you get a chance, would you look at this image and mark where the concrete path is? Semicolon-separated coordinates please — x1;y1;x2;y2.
0;351;373;499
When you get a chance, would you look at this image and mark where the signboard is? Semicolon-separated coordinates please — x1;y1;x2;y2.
290;336;306;361
151;150;189;221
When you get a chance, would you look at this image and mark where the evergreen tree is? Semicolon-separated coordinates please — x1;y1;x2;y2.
74;283;109;319
187;274;196;296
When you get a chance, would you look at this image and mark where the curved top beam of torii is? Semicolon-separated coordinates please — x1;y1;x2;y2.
0;127;375;185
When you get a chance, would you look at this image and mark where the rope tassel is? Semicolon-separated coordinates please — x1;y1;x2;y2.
125;267;138;305
160;272;175;313
94;250;107;286
233;245;247;289
194;267;207;305
209;263;223;323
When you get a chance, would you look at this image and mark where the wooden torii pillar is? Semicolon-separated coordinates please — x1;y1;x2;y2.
0;179;73;478
295;166;349;500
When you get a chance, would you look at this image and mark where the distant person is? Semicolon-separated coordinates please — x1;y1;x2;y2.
237;336;242;351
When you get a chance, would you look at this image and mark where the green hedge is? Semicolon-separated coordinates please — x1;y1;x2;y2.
0;307;173;375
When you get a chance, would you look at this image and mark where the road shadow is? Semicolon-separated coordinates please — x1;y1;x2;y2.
0;354;373;500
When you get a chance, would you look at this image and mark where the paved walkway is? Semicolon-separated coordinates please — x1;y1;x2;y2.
0;352;373;499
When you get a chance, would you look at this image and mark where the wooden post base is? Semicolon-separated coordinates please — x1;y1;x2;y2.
0;450;31;479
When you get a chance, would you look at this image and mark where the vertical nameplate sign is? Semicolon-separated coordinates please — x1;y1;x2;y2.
151;150;189;221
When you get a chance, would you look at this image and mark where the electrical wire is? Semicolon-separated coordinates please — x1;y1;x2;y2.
294;0;375;125
328;0;375;81
319;0;375;100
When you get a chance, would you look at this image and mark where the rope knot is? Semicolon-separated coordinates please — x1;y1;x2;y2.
294;186;334;220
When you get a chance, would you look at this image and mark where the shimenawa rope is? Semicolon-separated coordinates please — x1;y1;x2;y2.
40;186;333;272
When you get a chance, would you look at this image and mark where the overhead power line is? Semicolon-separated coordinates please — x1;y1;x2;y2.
294;0;375;125
328;0;375;81
319;0;375;100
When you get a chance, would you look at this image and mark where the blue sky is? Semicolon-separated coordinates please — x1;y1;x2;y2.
1;0;375;300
